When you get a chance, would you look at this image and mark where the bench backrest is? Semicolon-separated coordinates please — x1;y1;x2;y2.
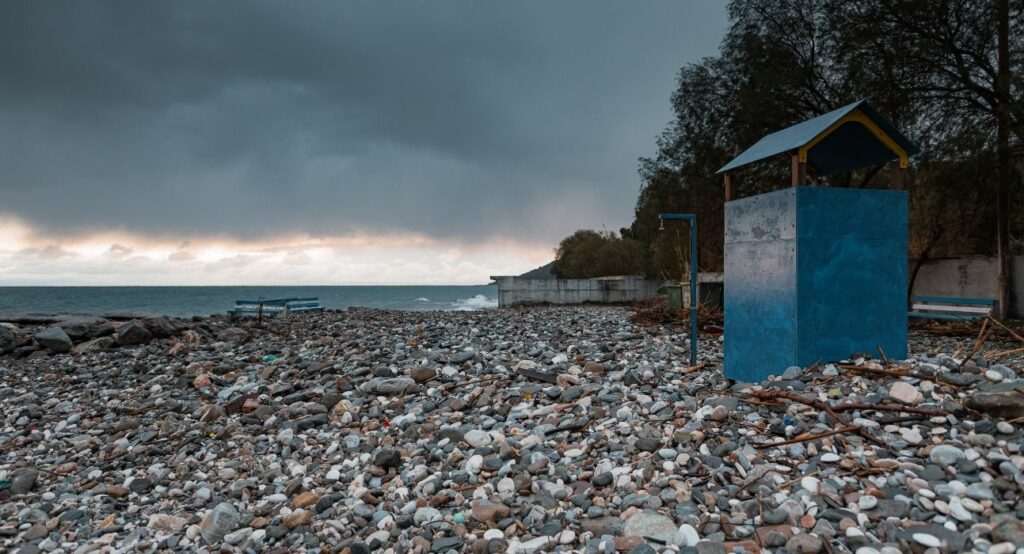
910;296;994;319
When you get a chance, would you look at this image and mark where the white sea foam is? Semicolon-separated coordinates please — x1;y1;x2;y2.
451;294;498;311
415;297;430;302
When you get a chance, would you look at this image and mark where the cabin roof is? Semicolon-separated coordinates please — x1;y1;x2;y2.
717;100;919;175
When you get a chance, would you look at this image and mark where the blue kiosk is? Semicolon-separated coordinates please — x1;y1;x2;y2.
718;101;919;382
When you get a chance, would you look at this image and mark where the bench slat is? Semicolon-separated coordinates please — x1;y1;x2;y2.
911;303;992;314
909;311;978;319
914;296;995;306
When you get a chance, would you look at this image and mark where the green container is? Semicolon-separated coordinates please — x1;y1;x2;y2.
657;282;683;310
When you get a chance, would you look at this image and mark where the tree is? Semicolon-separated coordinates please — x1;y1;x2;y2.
628;0;1022;298
859;0;1023;316
551;230;648;279
555;0;1022;306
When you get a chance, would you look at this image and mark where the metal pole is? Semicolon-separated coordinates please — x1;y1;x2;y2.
658;213;699;367
690;219;698;366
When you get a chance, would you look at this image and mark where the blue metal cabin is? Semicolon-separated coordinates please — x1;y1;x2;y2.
717;101;919;382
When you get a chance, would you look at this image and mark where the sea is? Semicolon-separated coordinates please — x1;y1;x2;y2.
0;285;499;317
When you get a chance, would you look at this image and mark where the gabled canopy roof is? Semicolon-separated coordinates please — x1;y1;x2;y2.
716;100;920;175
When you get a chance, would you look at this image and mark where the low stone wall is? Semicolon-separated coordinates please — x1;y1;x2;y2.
490;276;661;308
912;255;1024;317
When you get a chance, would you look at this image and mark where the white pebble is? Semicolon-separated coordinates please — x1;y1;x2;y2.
912;533;942;548
676;524;700;547
858;495;878;510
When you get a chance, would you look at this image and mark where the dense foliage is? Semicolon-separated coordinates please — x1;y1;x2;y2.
550;230;647;279
557;0;1024;290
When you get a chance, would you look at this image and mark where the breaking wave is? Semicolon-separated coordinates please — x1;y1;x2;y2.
415;297;430;302
451;294;498;311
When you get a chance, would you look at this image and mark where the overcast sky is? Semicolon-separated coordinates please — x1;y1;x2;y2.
0;1;727;285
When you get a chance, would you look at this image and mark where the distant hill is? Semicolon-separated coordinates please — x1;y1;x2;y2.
517;262;555;279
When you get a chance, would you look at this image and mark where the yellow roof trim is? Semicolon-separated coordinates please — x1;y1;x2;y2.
797;109;909;169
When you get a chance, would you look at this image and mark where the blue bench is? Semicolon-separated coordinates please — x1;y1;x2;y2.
908;296;994;321
229;297;323;318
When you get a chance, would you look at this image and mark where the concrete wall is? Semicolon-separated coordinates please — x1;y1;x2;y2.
912;255;1024;317
490;276;661;308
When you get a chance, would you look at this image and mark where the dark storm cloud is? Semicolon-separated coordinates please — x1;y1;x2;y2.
0;1;726;243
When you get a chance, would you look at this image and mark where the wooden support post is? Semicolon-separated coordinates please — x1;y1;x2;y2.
724;172;737;202
888;161;905;190
791;154;806;187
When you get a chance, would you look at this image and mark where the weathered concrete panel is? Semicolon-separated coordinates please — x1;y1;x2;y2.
724;189;798;381
723;188;796;244
491;276;661;308
724;237;798;381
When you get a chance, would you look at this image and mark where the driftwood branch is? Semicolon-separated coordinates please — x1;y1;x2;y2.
829;402;949;416
750;388;949;417
754;426;859;449
748;389;881;445
986;316;1024;344
746;389;951;446
988;347;1024;360
838;364;913;378
960;318;992;367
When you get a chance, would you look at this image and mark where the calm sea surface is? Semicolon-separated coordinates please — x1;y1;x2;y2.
0;285;498;317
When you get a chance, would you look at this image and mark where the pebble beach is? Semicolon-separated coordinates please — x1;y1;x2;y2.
1;306;1023;554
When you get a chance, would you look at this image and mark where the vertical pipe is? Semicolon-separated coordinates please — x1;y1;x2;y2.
690;218;698;366
659;213;700;366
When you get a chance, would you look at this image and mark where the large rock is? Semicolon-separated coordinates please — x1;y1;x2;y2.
928;445;965;465
409;366;437;383
216;327;248;343
992;520;1024;545
9;468;38;495
964;382;1024;419
200;502;240;544
472;499;511;522
623;510;677;544
0;324;16;354
144;316;187;338
57;317;114;341
148;513;188;533
34;326;73;353
116;320;153;346
373;448;402;469
372;376;415;393
895;524;968;552
889;381;924;405
73;336;115;354
581;516;625;536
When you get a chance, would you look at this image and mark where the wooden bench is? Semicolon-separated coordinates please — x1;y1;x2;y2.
229;297;323;318
908;296;995;321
